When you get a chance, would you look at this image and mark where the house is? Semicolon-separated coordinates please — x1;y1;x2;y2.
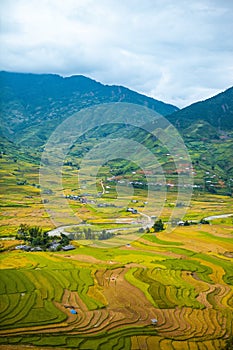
177;221;185;226
49;243;60;251
62;244;75;251
151;318;158;325
15;245;31;251
15;245;27;250
127;208;137;214
30;246;43;252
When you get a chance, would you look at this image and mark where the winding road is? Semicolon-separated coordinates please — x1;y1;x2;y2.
47;211;154;237
203;213;233;221
47;212;232;237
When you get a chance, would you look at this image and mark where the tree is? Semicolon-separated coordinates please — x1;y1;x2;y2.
99;230;107;240
200;219;209;224
152;219;164;232
60;233;70;246
16;224;30;240
98;230;114;240
184;220;190;226
16;224;71;251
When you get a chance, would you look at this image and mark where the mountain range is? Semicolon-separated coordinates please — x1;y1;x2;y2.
0;71;232;195
168;86;233;136
0;71;178;145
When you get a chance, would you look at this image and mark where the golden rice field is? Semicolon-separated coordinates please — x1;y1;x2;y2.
0;218;233;350
0;155;233;349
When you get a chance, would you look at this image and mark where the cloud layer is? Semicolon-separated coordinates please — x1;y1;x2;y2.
0;0;232;107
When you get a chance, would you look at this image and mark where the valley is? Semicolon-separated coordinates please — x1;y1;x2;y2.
0;148;233;349
0;72;232;350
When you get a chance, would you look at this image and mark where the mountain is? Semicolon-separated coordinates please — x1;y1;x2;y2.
0;71;232;195
168;86;233;135
166;87;233;194
0;71;178;146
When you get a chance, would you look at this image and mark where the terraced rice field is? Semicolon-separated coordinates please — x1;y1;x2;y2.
0;221;232;350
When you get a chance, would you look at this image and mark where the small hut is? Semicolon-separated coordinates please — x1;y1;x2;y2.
151;318;158;325
70;309;77;314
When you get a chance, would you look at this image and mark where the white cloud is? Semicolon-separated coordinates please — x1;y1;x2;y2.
0;0;232;107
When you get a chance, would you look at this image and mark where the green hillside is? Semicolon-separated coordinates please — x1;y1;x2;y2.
168;86;233;131
0;72;232;195
0;71;178;146
166;86;233;193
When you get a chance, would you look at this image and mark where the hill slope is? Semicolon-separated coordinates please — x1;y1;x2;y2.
0;72;232;195
168;86;233;132
0;71;178;145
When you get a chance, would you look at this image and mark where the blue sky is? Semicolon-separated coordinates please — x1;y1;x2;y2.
0;0;232;107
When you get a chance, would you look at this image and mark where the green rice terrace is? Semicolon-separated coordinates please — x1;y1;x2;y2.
0;210;233;349
0;151;233;350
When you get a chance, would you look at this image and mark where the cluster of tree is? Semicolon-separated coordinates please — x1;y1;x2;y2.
16;224;49;248
169;218;210;227
146;219;165;233
145;218;212;232
181;220;193;226
199;218;210;224
152;219;165;232
68;228;115;241
16;224;70;250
